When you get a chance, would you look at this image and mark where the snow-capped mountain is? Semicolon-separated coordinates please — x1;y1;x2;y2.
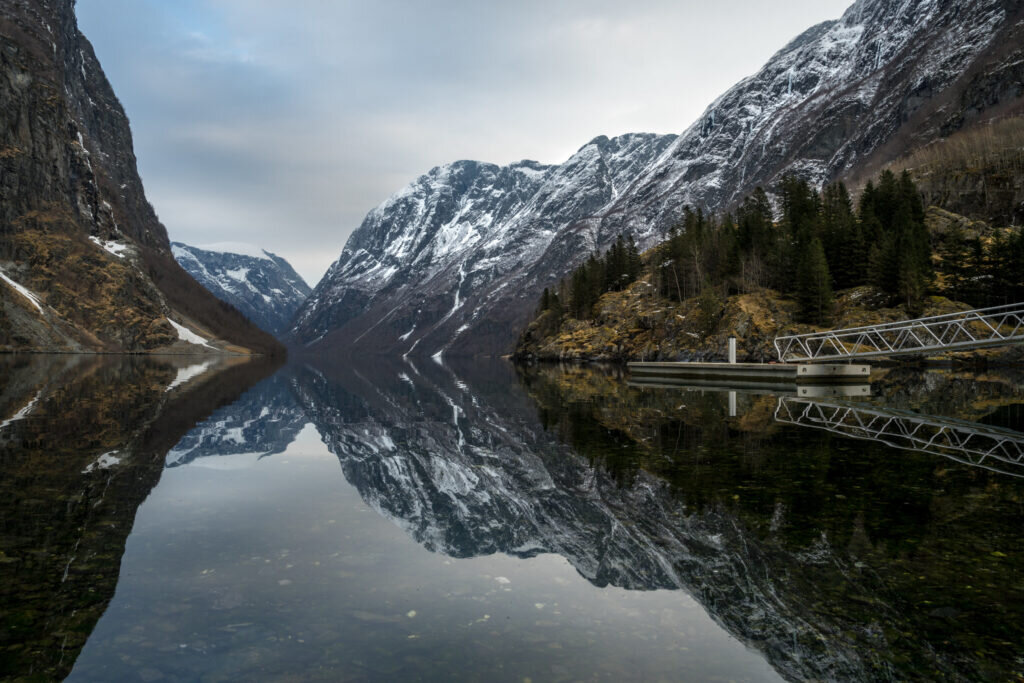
290;136;675;354
172;242;311;337
291;0;1022;356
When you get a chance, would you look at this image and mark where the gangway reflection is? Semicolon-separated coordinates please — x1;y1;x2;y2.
775;397;1024;479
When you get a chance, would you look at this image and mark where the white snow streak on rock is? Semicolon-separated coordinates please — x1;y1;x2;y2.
0;268;44;314
166;319;216;350
195;242;271;260
88;235;129;258
83;450;122;473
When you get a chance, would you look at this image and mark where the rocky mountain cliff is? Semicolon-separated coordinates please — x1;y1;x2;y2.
172;242;311;338
0;0;281;354
292;0;1023;357
290;136;675;354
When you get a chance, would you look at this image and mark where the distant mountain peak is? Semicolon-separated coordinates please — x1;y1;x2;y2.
172;242;311;338
192;242;273;261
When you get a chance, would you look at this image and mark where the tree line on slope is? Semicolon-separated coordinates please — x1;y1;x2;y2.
535;170;1024;329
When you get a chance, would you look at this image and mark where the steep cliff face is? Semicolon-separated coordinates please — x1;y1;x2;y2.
0;0;282;354
172;243;311;338
294;0;1022;357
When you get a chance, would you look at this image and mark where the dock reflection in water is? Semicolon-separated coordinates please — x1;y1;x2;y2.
530;363;1024;680
776;396;1024;478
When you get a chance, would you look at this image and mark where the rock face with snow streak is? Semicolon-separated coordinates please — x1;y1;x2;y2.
292;0;1022;357
172;243;311;337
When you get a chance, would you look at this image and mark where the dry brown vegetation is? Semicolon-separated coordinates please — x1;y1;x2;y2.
887;117;1024;177
516;272;987;363
848;116;1024;226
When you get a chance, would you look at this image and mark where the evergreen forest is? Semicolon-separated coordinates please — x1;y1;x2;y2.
535;170;1024;328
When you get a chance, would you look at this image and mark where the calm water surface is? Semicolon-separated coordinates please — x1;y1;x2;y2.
1;354;1022;681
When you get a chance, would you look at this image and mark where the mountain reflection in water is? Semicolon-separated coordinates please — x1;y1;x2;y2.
2;355;1023;681
0;354;280;681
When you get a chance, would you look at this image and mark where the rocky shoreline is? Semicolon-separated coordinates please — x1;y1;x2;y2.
515;280;1023;365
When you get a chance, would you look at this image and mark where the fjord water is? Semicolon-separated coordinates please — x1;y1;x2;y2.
2;357;1022;681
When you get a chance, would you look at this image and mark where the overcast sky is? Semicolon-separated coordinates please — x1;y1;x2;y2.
77;0;853;285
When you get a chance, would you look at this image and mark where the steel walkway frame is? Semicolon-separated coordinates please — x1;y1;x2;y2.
773;302;1024;363
774;396;1024;479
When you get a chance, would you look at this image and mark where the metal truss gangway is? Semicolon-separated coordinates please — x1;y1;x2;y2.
775;397;1024;479
774;302;1024;363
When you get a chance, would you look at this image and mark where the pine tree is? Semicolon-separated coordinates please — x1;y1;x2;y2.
869;231;900;298
894;202;931;314
696;281;722;337
821;182;863;288
796;237;834;324
937;222;969;302
625;234;642;282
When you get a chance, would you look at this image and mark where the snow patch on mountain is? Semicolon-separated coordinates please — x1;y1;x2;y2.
167;318;215;349
88;235;129;258
195;242;272;261
0;267;45;314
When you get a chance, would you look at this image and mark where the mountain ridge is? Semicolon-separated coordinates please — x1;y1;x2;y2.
292;0;1021;357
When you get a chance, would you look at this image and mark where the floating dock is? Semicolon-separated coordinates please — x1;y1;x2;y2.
626;377;871;398
628;361;871;390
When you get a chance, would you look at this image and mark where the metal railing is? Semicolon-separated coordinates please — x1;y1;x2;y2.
773;302;1024;362
775;397;1024;479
